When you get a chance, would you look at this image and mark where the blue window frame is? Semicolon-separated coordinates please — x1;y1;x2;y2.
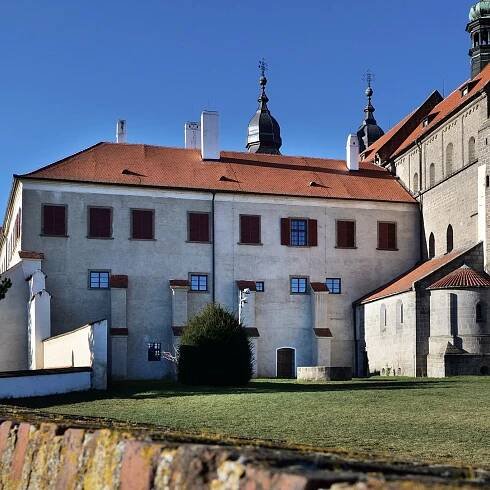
290;277;308;294
291;219;307;246
326;278;341;294
89;271;110;289
256;281;265;292
190;274;208;292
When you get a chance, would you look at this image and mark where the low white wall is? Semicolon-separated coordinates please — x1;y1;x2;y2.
0;370;91;399
43;320;108;389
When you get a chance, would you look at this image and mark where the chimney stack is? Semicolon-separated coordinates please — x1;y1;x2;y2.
116;120;127;143
201;111;220;161
184;122;201;149
346;134;359;171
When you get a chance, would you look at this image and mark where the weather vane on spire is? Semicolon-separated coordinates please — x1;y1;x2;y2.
259;58;268;78
363;69;375;88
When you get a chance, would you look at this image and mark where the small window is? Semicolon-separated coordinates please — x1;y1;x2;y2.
255;281;265;292
147;342;161;362
429;163;436;187
131;209;154;240
476;302;485;323
190;273;208;292
377;222;397;250
336;220;355;248
413;173;419;194
188;212;210;242
462;86;469;97
88;207;112;238
429;233;435;259
446;225;454;253
240;215;261;244
290;219;308;246
89;271;110;289
326;278;341;294
468;137;476;163
380;304;387;333
290;277;308;294
42;204;67;236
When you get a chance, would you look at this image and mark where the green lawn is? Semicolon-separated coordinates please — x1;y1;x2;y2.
2;377;489;467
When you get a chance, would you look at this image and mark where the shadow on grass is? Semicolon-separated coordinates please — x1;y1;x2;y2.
0;378;453;410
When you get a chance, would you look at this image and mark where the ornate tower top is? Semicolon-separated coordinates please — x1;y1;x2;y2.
356;71;384;153
246;59;282;155
468;2;490;78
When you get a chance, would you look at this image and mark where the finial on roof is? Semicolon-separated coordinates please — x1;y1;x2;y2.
246;59;282;155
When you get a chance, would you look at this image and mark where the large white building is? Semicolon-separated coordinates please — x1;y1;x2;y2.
1;2;490;381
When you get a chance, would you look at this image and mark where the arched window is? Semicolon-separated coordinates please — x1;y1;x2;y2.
380;304;387;333
429;233;435;259
396;300;404;328
446;143;454;176
475;32;480;47
450;293;458;336
446;225;454;253
476;302;484;323
413;173;419;194
468;137;476;163
429;163;436;187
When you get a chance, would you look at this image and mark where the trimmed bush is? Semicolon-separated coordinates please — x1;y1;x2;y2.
178;304;253;386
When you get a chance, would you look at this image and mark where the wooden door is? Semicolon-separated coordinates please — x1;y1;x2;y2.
277;348;295;378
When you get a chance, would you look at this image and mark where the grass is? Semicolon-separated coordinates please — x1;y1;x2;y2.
1;377;489;467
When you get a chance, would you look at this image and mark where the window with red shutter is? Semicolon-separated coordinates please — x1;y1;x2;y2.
240;215;261;244
188;212;210;242
88;207;112;238
336;220;355;248
281;218;291;246
308;219;318;247
131;209;154;240
378;222;397;250
42;205;67;236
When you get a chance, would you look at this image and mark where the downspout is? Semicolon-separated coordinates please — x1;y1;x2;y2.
212;192;216;303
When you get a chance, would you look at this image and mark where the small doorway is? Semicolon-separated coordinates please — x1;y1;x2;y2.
276;348;296;378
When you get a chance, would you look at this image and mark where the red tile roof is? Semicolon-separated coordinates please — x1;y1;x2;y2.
364;63;490;163
18;143;416;204
358;247;475;304
310;282;329;292
236;280;257;292
428;265;490;289
169;279;189;288
19;251;44;260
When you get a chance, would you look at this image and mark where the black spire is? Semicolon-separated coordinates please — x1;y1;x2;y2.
357;72;384;153
468;2;490;78
246;60;282;155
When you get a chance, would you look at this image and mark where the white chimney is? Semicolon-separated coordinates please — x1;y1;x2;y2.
116;120;127;143
184;122;201;149
201;111;220;161
346;134;359;171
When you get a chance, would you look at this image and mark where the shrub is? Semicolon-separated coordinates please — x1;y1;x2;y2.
178;303;253;386
0;278;12;301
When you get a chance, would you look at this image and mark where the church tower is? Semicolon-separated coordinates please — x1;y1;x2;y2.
246;61;282;155
356;75;384;154
468;1;490;78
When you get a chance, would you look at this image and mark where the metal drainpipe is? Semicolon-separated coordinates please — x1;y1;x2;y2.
212;192;216;303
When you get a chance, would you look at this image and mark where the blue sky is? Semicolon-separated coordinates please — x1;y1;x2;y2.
0;1;475;213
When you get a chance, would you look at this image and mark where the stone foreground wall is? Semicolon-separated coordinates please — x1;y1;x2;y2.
0;419;488;489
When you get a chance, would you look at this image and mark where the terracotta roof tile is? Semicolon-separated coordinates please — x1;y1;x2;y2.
169;279;189;288
428;265;490;289
314;328;333;337
358;247;475;304
18;143;416;204
19;251;44;260
236;280;257;292
310;282;329;292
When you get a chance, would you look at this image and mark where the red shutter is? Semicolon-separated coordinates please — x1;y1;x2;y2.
132;210;154;239
378;222;396;250
308;219;318;247
281;218;290;246
43;205;66;236
90;208;112;238
387;223;397;250
240;215;260;244
189;213;210;242
337;221;355;248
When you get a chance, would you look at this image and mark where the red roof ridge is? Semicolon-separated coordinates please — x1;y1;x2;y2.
428;264;490;289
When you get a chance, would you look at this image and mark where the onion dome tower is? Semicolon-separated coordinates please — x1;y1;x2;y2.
356;75;384;153
246;60;282;155
468;1;490;78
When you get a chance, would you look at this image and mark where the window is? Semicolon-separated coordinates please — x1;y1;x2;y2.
446;143;454;176
42;204;67;236
468;137;476;163
290;277;308;294
240;215;261;244
131;209;154;240
377;222;397;250
413;173;419;194
326;278;341;294
89;271;110;289
147;342;161;362
336;220;355;248
429;233;435;259
190;273;208;292
429;163;436;187
255;281;265;292
476;302;485;323
188;212;210;242
446;224;454;253
396;300;404;328
281;218;317;247
88;207;112;238
380;304;387;333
